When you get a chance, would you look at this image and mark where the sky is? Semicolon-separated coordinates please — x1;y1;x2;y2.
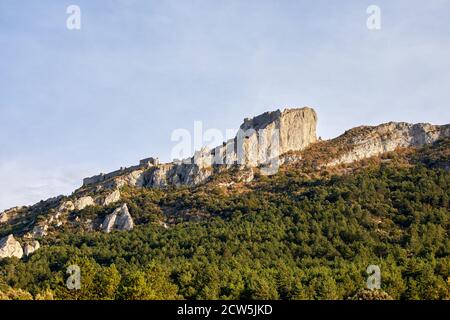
0;0;449;211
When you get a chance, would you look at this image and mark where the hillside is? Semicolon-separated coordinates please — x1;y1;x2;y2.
0;108;449;300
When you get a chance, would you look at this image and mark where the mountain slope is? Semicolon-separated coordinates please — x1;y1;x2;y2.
0;108;449;300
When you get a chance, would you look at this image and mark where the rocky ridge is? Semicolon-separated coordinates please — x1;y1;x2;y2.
0;106;449;260
81;107;318;190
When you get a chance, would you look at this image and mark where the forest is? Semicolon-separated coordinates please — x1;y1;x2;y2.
0;159;449;300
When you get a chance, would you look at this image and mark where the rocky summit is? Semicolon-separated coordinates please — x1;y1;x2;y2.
101;204;134;233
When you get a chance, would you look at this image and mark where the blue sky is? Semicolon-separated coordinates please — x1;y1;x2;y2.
0;0;449;210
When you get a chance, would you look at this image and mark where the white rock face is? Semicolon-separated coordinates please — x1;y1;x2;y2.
74;196;95;210
0;235;23;259
58;201;75;212
23;241;40;256
328;122;450;166
79;107;317;190
102;190;121;206
101;204;134;233
115;170;146;188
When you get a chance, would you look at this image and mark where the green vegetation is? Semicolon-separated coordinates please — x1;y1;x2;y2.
0;143;449;300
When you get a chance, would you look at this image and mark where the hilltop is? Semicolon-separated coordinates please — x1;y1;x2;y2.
0;107;449;300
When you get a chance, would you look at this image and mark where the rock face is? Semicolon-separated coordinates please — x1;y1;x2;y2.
145;108;316;186
74;196;95;210
101;204;134;233
2;106;450;243
328;122;450;166
102;190;121;206
0;235;23;259
58;201;75;212
21;107;445;223
32;224;48;238
236;168;254;183
80;107;317;190
23;241;40;256
190;107;317;170
238;108;317;165
0;206;25;225
0;211;9;224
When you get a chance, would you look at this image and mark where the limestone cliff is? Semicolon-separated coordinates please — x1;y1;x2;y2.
81;107;317;190
23;241;40;257
1;106;449;254
327;122;450;166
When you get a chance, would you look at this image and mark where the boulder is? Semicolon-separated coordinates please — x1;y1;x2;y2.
101;204;134;233
23;241;40;256
0;235;23;259
74;196;95;210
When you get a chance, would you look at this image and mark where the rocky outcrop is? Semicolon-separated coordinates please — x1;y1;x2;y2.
180;107;317;170
236;168;254;183
328;122;450;166
83;158;159;186
101;204;134;233
0;206;26;225
74;196;95;210
0;211;9;224
238;107;317;166
23;241;40;256
114;170;146;188
48;211;63;227
0;235;23;259
58;201;75;212
2;106;450;242
101;190;121;206
32;224;48;238
78;107;317;190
